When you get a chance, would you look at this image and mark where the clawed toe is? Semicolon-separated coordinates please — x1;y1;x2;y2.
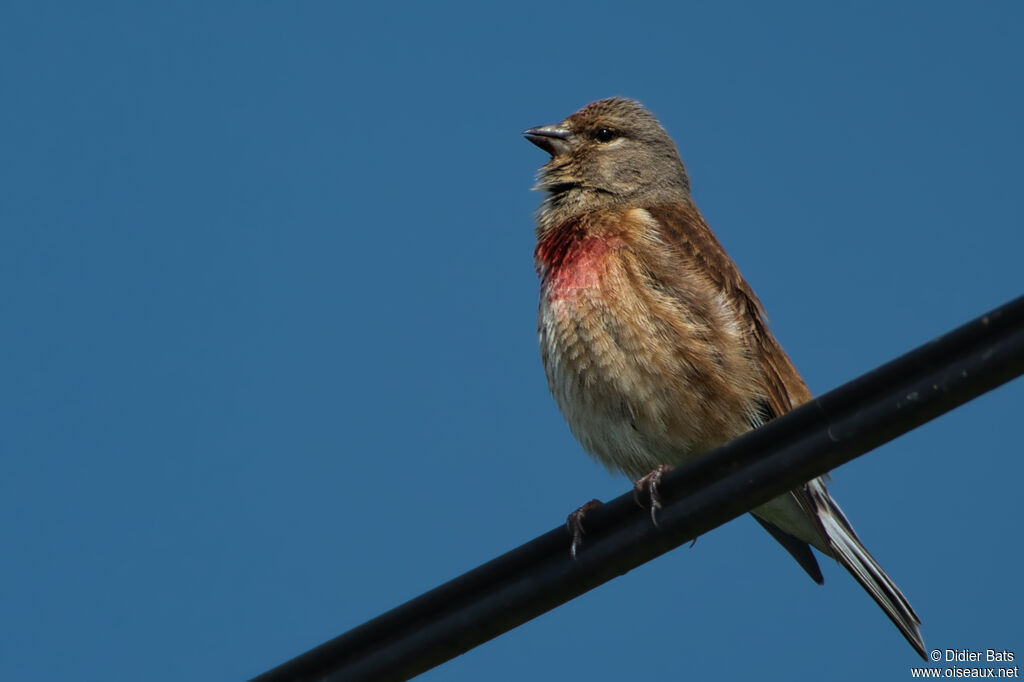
566;499;604;561
566;464;675;559
633;464;675;527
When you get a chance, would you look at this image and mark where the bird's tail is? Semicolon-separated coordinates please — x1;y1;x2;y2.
815;489;926;659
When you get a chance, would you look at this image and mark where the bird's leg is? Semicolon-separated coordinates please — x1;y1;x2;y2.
566;498;604;561
633;464;675;527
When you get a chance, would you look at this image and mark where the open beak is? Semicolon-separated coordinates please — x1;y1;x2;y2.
523;125;572;156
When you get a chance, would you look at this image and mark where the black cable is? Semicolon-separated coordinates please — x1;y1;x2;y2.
252;295;1024;682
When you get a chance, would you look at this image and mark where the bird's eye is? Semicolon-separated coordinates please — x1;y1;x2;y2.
593;128;619;142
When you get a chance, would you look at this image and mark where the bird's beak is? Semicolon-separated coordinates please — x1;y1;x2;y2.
523;125;572;157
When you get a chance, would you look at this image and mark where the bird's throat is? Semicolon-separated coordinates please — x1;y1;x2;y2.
535;218;619;301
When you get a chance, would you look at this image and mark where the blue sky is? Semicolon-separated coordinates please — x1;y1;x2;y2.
2;2;1022;680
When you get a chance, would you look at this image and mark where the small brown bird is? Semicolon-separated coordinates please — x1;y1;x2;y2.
524;97;924;658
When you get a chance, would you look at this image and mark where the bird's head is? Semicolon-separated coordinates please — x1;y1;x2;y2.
525;97;690;217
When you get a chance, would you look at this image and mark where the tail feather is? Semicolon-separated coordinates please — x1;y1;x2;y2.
813;486;925;659
754;516;824;584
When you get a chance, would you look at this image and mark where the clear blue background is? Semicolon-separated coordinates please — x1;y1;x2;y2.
2;2;1021;680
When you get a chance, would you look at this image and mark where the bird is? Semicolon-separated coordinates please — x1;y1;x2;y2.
523;97;925;658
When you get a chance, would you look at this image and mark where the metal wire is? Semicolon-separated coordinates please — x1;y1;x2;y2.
253;295;1024;682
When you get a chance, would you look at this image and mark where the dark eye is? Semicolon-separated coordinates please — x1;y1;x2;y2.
593;127;619;142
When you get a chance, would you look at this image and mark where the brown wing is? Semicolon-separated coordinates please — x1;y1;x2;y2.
644;201;812;417
643;200;843;577
645;201;835;571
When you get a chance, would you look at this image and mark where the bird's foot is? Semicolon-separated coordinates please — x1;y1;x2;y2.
633;465;675;527
566;499;604;561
